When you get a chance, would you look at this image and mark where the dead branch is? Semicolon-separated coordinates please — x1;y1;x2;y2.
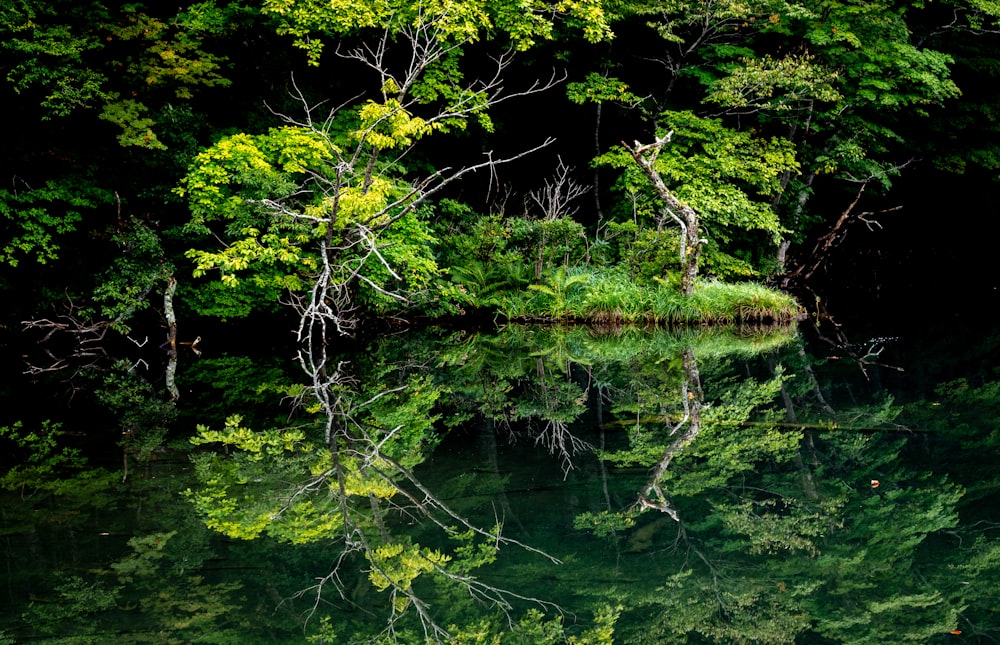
21;297;111;375
784;181;904;286
526;156;592;220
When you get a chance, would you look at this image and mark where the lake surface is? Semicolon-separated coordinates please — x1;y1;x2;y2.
2;315;999;643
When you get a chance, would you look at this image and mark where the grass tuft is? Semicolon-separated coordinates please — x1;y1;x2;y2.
468;266;802;326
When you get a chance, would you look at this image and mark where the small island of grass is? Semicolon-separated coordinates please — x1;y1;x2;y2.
444;267;802;327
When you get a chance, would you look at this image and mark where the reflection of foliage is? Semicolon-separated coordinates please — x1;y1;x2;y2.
18;527;248;643
0;416;249;642
9;326;999;642
605;433;970;644
544;328;987;644
178;355;295;428
0;420;87;494
187;414;335;541
898;374;1000;640
905;376;1000;502
95;362;177;461
22;575;122;637
716;496;845;557
185;366;574;641
574;510;636;538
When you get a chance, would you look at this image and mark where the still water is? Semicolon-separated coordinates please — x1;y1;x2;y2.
2;320;999;643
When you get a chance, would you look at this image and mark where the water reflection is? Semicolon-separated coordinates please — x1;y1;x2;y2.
2;324;999;642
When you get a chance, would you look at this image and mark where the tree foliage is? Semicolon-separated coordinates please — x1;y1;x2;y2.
5;4;1000;641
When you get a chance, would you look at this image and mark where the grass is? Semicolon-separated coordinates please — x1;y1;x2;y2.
487;268;802;325
451;322;799;368
684;280;803;324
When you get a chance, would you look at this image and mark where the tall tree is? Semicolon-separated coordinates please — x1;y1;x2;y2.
177;1;616;640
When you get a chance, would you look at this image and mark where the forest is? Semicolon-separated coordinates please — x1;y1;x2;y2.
5;0;1000;334
4;1;1000;643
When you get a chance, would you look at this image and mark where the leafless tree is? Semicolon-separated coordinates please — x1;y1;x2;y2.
526;156;591;221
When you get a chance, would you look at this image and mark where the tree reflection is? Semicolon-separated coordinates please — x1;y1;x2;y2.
633;348;702;522
182;324;795;642
9;323;1000;643
574;334;975;644
186;358;567;642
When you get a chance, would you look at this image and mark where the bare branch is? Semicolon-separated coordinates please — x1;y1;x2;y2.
533;418;594;477
526;156;592;220
785;181;903;285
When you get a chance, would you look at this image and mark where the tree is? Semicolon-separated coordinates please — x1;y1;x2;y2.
177;2;616;641
603;112;797;293
573;0;1000;284
622;133;704;296
177;0;611;331
0;1;251;266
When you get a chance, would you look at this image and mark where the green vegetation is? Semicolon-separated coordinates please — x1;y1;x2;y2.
5;328;1000;643
488;269;801;323
6;0;998;335
4;1;1000;643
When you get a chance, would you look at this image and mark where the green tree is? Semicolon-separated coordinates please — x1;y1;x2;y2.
176;0;612;331
574;0;1000;281
601;112;797;293
1;2;265;378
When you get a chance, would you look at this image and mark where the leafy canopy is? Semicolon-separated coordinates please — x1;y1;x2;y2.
261;0;612;65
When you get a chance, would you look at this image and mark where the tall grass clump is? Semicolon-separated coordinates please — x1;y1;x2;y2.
647;278;692;323
687;280;802;323
493;268;800;325
580;270;652;323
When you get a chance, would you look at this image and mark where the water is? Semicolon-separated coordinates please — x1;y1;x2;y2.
2;320;998;643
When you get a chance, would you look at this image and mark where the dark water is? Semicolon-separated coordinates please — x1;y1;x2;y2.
2;319;999;643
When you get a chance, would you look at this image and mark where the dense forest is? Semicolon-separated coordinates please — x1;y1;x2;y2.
4;0;1000;336
4;1;1000;643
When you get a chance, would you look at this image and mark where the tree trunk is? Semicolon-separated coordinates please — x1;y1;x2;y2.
623;137;700;296
163;276;179;401
637;348;702;516
680;210;701;296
